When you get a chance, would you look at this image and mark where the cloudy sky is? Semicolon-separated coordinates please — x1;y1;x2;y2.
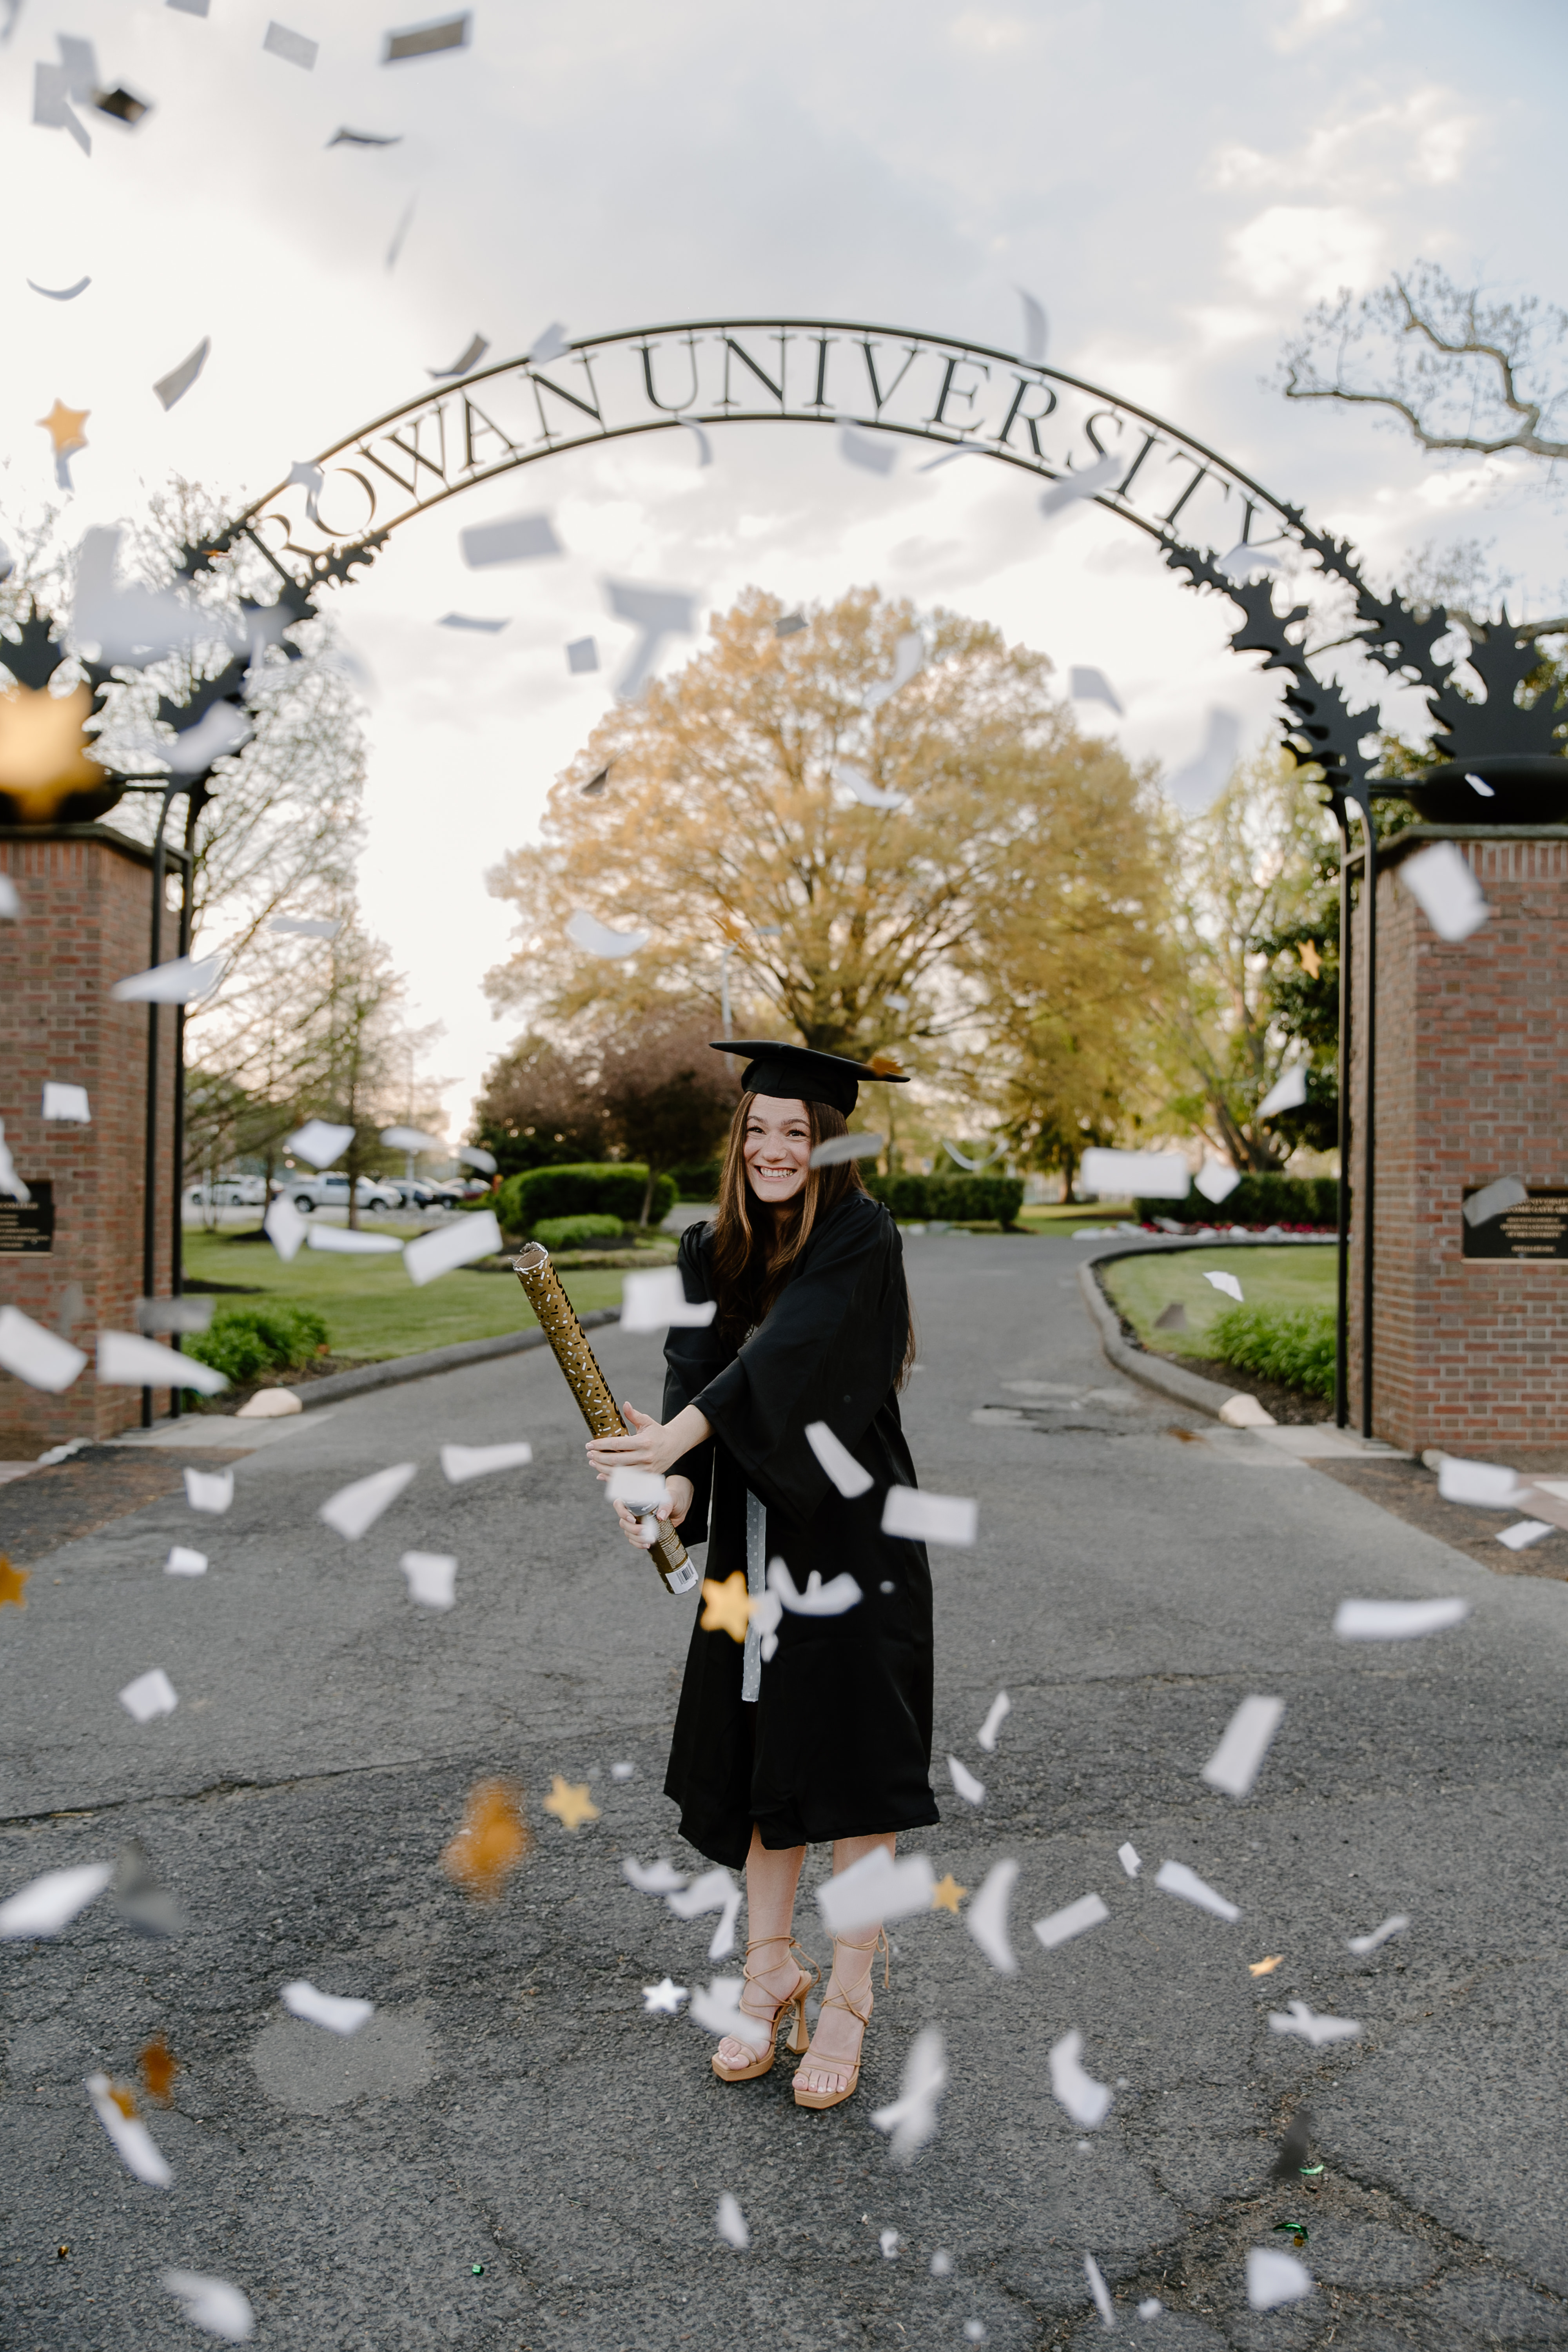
8;0;1566;1132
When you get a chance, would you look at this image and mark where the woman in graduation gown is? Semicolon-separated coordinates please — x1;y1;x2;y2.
585;1041;939;2111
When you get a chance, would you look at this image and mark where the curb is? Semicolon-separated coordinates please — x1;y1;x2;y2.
1076;1262;1240;1417
266;1308;623;1412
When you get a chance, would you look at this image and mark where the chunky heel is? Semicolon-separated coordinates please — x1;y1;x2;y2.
786;1992;811;2056
792;1930;888;2111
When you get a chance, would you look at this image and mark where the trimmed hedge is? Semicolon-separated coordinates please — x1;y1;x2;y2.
1132;1174;1338;1228
867;1172;1025;1227
532;1212;625;1250
668;1160;723;1201
1206;1302;1336;1397
183;1303;330;1386
496;1161;677;1233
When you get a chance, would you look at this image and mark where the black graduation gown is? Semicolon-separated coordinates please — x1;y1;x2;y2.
661;1191;940;1869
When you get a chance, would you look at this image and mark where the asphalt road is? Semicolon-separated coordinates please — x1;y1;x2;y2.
2;1229;1565;2350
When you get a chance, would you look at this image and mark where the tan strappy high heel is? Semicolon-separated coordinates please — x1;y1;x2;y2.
711;1935;818;2083
791;1929;889;2111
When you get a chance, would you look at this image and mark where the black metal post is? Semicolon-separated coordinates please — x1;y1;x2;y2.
139;786;178;1428
1333;800;1352;1429
165;795;200;1417
1348;800;1377;1440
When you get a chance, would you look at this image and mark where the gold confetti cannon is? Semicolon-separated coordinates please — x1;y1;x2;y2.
512;1243;699;1595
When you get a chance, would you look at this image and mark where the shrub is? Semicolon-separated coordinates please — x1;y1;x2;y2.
668;1160;723;1201
867;1173;1025;1227
183;1303;330;1386
1132;1174;1338;1228
1205;1302;1336;1397
496;1161;677;1234
531;1213;626;1251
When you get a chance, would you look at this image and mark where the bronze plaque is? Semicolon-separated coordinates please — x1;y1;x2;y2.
1462;1187;1568;1259
0;1181;54;1254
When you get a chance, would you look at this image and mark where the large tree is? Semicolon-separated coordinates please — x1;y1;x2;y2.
485;588;1170;1162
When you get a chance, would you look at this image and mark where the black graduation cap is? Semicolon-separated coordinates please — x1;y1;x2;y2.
713;1040;909;1118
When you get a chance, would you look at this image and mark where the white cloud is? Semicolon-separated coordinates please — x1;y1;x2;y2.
1228;204;1383;301
949;12;1033;52
1208;89;1475;199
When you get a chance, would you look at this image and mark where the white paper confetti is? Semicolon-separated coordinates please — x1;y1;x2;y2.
977;1692;1011;1751
1138;2298;1163;2319
42;1081;90;1121
1195;1160;1241;1205
1049;2031;1112;2127
1069;666;1122;714
611;1761;634;1780
1154;1860;1238;1922
808;1132;885;1169
687;1975;751;2040
1347;1913;1408;1957
716;2191;750;2250
1218;543;1287;584
526;320;570;365
1040;449;1123;515
165;1546;207;1577
1463;1176;1529;1227
285;1119;354;1169
183;1466;233;1514
1204;1270;1243;1303
98;1332;227;1393
863;630;925;713
1247;2248;1313;2312
622;1856;687;1894
1034;1893;1110;1952
1118;1842;1141;1878
404;1209;501;1285
162;2272;255;2342
767;1558;863;1617
309;1223;402;1258
110;954;223;1005
947;1755;985;1806
620;1266;716;1332
152;336;211;411
1016;285;1048;364
1079;1147;1189;1200
428;332;488;379
263;1192;308;1263
818;1847;935;1935
870;2024;946;2164
1165;707;1242;809
0;876;19;916
1399;841;1489;942
834;759;907;811
120;1668;178;1722
400;1550;456;1608
85;2072;171;2185
1497;1519;1553;1551
281;1979;374;2034
1084;2250;1116;2327
461;512;562;567
608;1466;669;1508
0;1860;113;1939
604;579;701;699
880;2228;901;2258
1437;1456;1519;1506
839;422;897;474
566;908;650;960
882;1486;976;1547
1257;1065;1307;1119
640;1976;686;2013
319;1463;417;1541
1200;1695;1284;1800
1268;1999;1360;2047
0;1305;87;1393
966;1858;1019;1973
441;1441;533;1482
566;636;599;673
1333;1597;1471;1641
381;1125;445;1153
262;20;316;68
803;1420;874;1498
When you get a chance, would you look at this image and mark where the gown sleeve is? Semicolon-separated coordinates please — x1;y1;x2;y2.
690;1196;904;1525
659;1222;728;1544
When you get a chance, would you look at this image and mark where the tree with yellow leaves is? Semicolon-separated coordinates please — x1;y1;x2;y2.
485;589;1171;1169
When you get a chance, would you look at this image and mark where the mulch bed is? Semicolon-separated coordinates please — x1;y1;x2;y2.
1313;1455;1568;1584
1170;1351;1332;1427
0;1443;252;1569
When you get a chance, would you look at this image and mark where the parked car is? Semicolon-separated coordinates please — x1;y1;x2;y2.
388;1178;465;1210
185;1176;267;1207
271;1172;402;1214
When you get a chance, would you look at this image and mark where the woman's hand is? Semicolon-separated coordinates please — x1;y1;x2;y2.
612;1474;695;1551
586;1401;711;1481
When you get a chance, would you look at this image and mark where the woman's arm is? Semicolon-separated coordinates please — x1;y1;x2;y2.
586;1401;712;1479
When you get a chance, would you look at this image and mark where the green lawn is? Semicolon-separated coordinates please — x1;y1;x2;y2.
1016;1200;1137;1235
182;1229;626;1363
1100;1244;1334;1360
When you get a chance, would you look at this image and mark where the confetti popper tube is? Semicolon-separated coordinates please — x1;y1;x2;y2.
512;1243;698;1596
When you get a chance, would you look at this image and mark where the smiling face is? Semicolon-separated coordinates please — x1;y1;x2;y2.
742;1095;813;1208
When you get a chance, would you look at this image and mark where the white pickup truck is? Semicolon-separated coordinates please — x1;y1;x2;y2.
272;1172;402;1214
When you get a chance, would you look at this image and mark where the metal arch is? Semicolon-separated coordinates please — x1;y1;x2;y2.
225;315;1355;589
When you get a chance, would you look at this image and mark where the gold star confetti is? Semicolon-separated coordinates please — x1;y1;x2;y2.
442;1777;531;1902
0;682;106;821
1297;940;1321;979
36;399;90;459
107;2080;138;2120
139;2037;178;2103
542;1775;601;1833
0;1557;29;1610
931;1874;966;1914
699;1570;755;1644
1250;1954;1285;1976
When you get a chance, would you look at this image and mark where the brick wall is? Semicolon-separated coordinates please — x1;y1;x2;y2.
1348;830;1568;1460
0;826;178;1453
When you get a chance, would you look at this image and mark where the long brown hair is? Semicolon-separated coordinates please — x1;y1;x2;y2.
708;1092;915;1380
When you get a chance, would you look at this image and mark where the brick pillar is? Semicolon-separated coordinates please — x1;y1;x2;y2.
0;825;179;1454
1348;827;1568;1460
